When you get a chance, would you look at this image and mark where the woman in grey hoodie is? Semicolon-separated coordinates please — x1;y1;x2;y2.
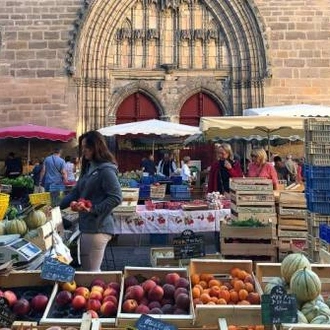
60;131;122;271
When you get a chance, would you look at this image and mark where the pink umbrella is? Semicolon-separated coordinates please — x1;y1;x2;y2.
0;124;76;163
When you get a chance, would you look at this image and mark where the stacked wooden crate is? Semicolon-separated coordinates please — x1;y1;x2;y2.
220;178;277;263
277;191;307;261
304;117;330;262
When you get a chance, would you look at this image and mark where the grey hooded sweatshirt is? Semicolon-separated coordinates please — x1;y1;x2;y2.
60;162;122;235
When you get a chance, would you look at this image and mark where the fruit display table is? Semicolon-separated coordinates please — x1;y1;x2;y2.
113;206;230;234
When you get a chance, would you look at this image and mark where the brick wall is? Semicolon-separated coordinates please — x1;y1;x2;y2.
255;0;330;105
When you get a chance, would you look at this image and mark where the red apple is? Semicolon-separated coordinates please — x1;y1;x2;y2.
100;300;117;316
165;273;181;285
60;281;77;293
102;295;118;306
86;310;99;318
175;292;190;311
86;298;101;312
91;285;104;295
135;304;150;314
55;290;72;307
31;294;49;313
124;285;144;302
103;287;118;298
162;284;175;298
3;290;17;307
148;285;164;302
91;279;106;289
106;282;120;293
12;298;30;316
122;299;138;313
74;287;90;299
124;276;139;289
142;279;157;293
89;291;103;301
175;277;189;289
71;295;87;310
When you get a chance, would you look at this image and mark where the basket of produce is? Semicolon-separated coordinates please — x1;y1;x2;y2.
0;193;10;220
1;175;34;199
29;192;52;206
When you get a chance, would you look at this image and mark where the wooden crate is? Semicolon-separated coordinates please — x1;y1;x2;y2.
230;190;275;206
278;237;307;252
277;226;308;238
231;203;276;214
230;178;273;191
221;224;277;257
116;267;194;328
278;207;307;217
279;191;306;207
255;263;330;298
219;317;275;330
150;247;179;267
40;271;122;326
278;216;307;229
189;259;263;327
231;212;277;225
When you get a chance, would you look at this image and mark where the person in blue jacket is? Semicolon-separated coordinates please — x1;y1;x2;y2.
60;130;122;271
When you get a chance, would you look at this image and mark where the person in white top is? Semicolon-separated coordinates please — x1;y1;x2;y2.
64;156;76;182
181;156;192;183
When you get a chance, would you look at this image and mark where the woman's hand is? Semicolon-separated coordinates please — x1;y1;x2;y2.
224;160;232;170
70;199;92;212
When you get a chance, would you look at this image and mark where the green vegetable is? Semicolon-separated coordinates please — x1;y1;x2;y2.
230;218;266;227
1;176;34;191
5;206;19;220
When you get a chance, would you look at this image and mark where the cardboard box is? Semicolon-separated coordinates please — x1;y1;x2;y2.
40;271;122;326
117;266;194;328
189;259;263;327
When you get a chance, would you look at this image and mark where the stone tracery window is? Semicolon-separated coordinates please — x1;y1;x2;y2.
111;0;229;70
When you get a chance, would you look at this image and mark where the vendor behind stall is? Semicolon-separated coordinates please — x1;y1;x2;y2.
157;152;177;177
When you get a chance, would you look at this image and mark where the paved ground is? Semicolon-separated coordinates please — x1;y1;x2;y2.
100;232;219;271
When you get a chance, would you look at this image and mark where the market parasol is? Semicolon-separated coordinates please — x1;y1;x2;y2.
243;104;330;117
200;115;305;160
98;119;200;154
0;124;76;164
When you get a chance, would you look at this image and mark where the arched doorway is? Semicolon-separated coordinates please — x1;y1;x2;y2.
115;92;160;172
180;92;224;174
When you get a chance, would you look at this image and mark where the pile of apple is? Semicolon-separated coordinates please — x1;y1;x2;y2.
52;278;120;319
121;272;191;315
0;288;50;318
191;267;260;306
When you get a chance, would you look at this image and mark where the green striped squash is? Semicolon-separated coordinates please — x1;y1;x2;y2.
281;253;311;284
5;218;28;236
264;277;286;294
301;299;330;322
310;314;330;324
290;268;321;303
297;310;308;323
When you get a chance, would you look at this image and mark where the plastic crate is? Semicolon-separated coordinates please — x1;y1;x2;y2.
304;117;330;131
306;130;330;143
304;165;330;190
140;176;156;184
170;185;191;200
29;192;52;205
305;153;330;166
171;176;183;185
0;193;10;220
138;184;150;199
305;142;330;155
306;190;330;214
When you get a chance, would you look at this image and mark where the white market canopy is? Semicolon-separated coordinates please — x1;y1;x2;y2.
200;116;304;141
243;104;330;117
98;119;200;137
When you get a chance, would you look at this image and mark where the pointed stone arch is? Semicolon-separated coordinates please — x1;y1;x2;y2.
72;0;270;132
108;81;165;123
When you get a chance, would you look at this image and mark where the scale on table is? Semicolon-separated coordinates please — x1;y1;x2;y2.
0;234;42;264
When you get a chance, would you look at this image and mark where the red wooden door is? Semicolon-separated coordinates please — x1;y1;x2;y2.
180;92;224;172
115;92;159;172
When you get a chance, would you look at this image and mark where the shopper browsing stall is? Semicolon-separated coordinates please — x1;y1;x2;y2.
181;156;192;184
60;131;122;271
207;143;243;194
248;148;279;190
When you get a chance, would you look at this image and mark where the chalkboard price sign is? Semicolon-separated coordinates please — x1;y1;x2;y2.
261;285;297;325
173;229;205;260
135;314;177;330
0;297;16;327
41;256;75;282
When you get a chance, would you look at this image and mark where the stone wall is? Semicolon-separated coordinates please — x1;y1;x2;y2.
0;0;329;159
